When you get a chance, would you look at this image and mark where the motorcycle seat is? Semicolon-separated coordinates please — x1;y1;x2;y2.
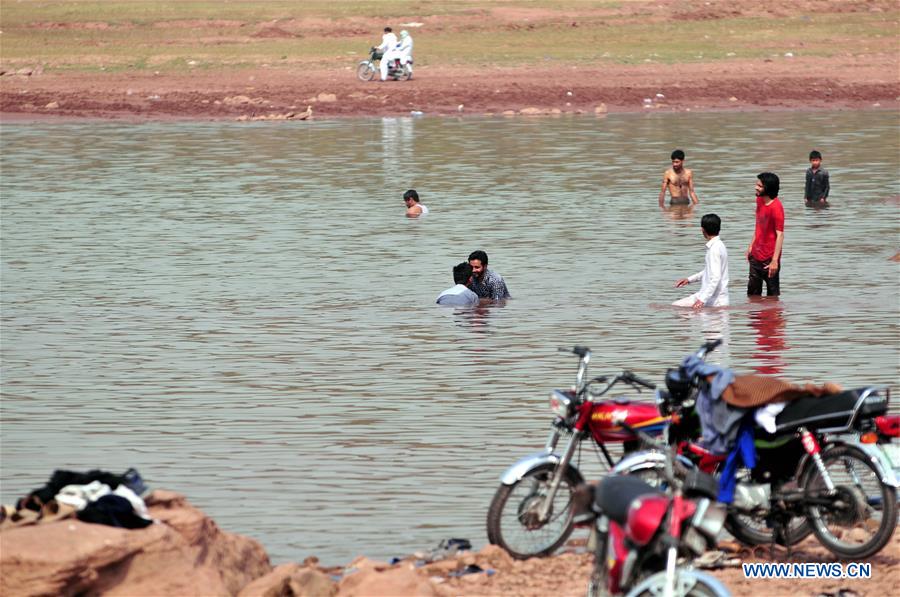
593;475;663;526
770;386;888;434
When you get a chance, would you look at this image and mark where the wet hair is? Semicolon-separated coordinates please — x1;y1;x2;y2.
384;27;393;33
701;213;721;236
809;150;822;160
468;250;488;266
671;149;685;161
453;262;473;285
757;172;780;198
403;189;419;202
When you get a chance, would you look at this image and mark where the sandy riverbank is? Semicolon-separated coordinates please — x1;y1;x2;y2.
1;0;897;121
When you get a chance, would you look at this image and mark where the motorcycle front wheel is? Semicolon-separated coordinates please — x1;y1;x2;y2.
356;61;376;81
486;463;580;559
626;570;730;597
802;444;897;559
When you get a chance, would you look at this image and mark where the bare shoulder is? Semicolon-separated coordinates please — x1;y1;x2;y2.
663;168;674;180
684;168;694;178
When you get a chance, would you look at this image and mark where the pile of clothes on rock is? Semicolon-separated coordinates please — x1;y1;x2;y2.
1;468;152;531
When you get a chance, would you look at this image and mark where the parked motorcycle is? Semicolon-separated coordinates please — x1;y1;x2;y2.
614;341;898;559
584;422;730;597
486;346;664;559
356;47;412;81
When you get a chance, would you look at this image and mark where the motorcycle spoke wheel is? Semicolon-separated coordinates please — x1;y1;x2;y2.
485;464;577;559
628;570;729;597
725;511;810;547
803;445;897;559
356;62;376;81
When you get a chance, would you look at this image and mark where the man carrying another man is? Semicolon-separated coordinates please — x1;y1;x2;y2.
468;250;510;301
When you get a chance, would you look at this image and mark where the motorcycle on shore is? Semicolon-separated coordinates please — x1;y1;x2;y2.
485;346;664;559
613;341;898;560
356;47;412;82
582;422;730;597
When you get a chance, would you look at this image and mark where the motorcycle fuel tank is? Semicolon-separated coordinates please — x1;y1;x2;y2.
588;399;668;442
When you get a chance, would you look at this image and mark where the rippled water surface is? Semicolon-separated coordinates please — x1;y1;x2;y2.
2;111;898;564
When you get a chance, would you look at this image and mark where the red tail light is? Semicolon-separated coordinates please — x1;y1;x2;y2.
875;415;900;438
626;495;669;546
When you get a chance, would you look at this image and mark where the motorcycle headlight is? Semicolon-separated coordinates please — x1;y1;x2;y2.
549;390;574;418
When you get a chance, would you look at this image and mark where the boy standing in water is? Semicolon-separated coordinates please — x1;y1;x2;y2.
674;214;729;309
804;150;830;206
747;172;784;297
659;149;699;208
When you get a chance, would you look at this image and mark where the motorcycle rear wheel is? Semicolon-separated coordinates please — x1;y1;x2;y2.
356;61;376;81
802;444;897;559
485;463;581;559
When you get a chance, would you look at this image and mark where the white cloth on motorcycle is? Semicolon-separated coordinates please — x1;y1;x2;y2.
593;475;663;526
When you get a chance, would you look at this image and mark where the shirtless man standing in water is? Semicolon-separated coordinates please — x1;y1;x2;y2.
658;149;699;208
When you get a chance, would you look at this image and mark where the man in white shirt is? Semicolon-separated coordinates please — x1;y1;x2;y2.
437;263;479;307
673;213;729;309
377;27;398;81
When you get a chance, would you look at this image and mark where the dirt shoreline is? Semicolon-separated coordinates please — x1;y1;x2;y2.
2;55;898;122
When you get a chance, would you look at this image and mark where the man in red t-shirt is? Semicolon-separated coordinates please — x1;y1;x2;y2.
746;172;784;296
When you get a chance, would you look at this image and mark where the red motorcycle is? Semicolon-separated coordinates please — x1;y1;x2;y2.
613;342;898;560
584;424;729;597
486;346;666;559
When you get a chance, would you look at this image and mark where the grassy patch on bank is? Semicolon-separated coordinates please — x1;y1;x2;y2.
1;0;897;72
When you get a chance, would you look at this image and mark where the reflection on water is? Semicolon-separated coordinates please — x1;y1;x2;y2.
748;299;787;375
675;308;731;366
1;111;898;565
662;204;697;221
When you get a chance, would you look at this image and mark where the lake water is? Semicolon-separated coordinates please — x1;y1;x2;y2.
2;111;898;565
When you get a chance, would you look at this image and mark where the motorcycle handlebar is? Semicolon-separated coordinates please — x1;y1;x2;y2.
559;346;591;358
697;339;723;357
622;371;656;390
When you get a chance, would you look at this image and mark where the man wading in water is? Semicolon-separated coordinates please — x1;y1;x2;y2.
659;149;700;208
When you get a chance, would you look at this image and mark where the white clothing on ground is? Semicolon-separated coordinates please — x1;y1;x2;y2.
56;481;111;510
673;236;729;307
55;481;151;520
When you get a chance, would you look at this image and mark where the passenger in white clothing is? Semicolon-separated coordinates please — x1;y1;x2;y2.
395;30;413;75
673;213;729;310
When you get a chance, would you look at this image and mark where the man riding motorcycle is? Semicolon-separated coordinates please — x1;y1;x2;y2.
381;29;413;81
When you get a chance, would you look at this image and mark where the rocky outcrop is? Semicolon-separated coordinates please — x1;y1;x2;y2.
0;490;271;596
